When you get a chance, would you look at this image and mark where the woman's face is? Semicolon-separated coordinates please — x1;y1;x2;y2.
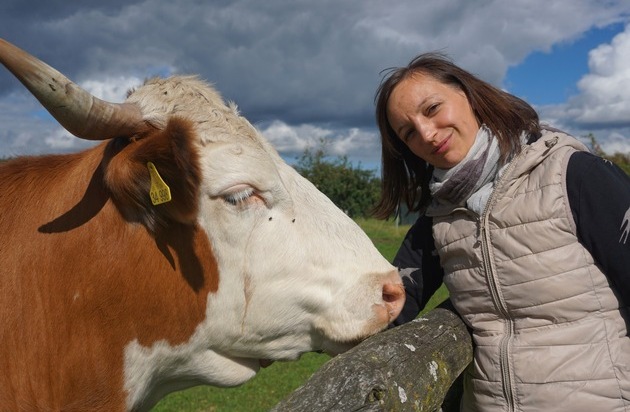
386;73;480;169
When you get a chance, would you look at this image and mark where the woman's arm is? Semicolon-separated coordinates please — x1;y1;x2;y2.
392;214;444;325
567;151;630;304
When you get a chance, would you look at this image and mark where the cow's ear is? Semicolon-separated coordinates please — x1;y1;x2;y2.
103;116;202;231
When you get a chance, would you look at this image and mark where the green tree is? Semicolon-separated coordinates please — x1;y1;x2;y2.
294;144;381;218
588;133;630;175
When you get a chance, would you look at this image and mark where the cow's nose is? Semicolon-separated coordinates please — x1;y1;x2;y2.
381;271;405;323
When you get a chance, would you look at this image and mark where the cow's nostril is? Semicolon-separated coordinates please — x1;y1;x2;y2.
382;281;405;322
382;282;404;303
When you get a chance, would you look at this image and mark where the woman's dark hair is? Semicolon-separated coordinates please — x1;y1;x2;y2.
371;52;541;219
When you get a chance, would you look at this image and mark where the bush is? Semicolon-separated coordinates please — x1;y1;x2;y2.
589;133;630;175
294;146;380;218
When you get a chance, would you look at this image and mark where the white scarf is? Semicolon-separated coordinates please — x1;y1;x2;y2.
429;125;501;214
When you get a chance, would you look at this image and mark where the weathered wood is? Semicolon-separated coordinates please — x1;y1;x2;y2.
272;301;472;411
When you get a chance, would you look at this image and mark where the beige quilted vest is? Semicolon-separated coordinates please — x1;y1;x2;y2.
428;131;630;412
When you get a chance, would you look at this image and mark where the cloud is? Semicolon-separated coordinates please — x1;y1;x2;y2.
536;22;630;154
260;120;382;168
566;26;630;128
1;0;630;161
81;75;150;102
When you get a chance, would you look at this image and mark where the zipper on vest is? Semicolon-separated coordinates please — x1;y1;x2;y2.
479;221;516;412
478;148;527;412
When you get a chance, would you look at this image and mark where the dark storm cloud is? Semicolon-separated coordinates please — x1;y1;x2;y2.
1;0;390;128
1;0;629;162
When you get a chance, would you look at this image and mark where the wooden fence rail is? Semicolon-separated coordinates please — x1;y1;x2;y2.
272;301;472;411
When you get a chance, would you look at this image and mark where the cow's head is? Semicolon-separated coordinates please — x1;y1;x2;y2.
0;39;404;406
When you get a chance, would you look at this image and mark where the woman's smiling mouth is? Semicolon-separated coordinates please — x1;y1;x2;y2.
433;135;451;155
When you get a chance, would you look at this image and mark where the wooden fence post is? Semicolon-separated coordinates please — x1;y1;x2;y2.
272;301;472;411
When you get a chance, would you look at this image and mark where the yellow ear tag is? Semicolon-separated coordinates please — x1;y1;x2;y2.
147;162;172;205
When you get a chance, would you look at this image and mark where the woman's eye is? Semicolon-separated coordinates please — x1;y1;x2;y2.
426;103;439;115
403;129;415;142
223;188;255;206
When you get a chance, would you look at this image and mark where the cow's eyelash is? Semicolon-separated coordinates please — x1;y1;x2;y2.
224;188;255;206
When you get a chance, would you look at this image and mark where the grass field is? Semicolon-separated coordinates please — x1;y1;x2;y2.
152;218;448;412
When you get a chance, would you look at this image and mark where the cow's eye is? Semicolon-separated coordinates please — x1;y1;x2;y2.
223;187;255;206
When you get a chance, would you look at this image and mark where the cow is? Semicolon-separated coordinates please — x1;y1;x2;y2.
0;39;405;412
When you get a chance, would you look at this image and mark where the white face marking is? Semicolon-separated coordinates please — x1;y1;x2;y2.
123;340;259;411
122;76;403;410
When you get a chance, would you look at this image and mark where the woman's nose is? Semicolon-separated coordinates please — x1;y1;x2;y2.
413;118;436;143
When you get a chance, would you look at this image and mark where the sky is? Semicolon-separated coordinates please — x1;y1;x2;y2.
1;0;630;170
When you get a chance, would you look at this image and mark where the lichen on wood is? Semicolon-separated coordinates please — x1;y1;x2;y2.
272;301;472;411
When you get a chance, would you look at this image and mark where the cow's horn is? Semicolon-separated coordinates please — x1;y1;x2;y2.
0;38;147;140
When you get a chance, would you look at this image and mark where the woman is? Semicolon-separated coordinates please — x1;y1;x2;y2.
374;53;630;411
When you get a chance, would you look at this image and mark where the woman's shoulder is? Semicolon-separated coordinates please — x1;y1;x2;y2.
567;151;630;191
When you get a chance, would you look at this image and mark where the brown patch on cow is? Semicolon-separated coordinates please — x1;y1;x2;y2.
104;116;202;231
0;126;219;410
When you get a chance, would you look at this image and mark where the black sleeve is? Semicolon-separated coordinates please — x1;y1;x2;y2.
567;152;630;305
391;214;444;325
